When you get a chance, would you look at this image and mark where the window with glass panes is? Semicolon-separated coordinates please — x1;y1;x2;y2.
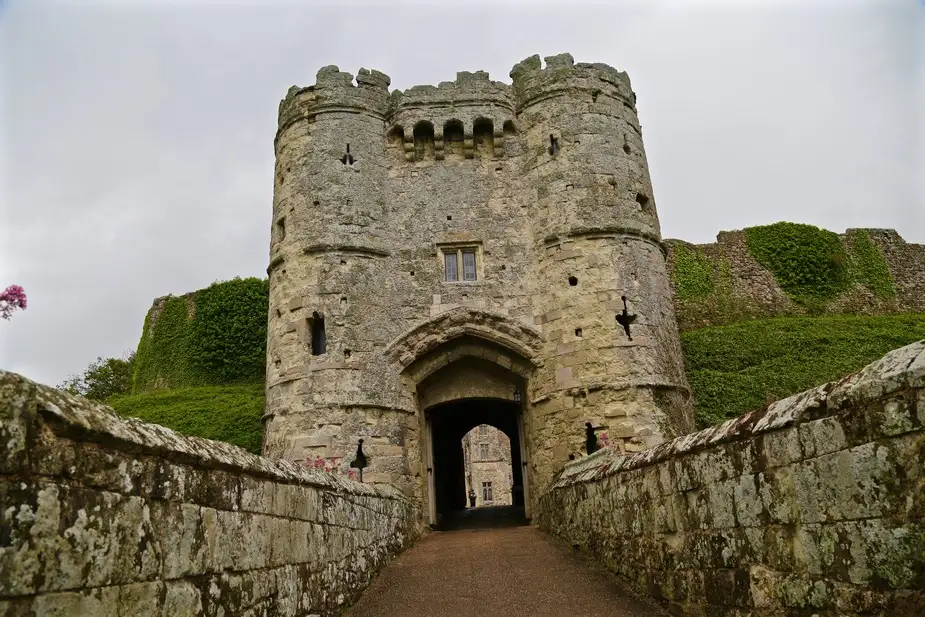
442;247;478;282
482;481;493;502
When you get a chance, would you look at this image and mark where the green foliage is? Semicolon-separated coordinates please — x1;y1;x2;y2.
745;222;850;308
132;277;269;392
682;314;925;428
847;230;895;301
108;385;265;454
188;278;270;384
672;245;715;300
60;353;135;402
671;244;743;329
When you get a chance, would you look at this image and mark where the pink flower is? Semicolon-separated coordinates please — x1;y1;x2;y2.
0;285;27;320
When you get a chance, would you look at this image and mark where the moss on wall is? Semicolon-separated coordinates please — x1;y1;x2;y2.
133;277;269;392
744;222;850;310
847;229;895;301
671;244;716;300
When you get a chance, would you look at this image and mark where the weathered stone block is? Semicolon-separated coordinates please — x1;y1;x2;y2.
30;587;120;617
117;582;164;617
798;416;846;459
869;396;921;438
0;372;34;474
759;427;803;468
732;474;763;528
162;581;203;616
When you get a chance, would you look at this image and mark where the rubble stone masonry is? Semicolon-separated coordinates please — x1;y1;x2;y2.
0;371;419;617
665;228;925;331
263;53;694;511
537;340;925;616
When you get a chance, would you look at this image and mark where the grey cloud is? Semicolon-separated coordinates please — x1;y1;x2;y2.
1;0;921;385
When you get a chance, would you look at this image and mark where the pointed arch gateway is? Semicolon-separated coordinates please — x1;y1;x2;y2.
385;308;542;528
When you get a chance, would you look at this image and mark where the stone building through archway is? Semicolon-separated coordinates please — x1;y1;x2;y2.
427;399;523;527
462;424;514;508
405;336;534;528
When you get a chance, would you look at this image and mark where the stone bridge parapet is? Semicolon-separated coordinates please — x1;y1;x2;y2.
538;340;925;616
0;372;420;616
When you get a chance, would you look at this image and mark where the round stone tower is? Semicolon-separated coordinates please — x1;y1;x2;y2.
264;66;396;465
510;54;693;475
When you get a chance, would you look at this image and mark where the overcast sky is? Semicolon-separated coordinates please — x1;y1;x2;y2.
1;0;922;387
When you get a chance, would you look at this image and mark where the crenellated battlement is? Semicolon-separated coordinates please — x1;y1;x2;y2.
386;70;515;162
276;65;392;139
277;54;638;142
391;70;512;111
510;53;635;111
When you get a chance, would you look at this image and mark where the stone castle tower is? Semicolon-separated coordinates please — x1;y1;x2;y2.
263;53;693;524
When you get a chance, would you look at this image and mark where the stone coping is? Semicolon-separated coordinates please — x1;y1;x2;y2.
1;371;405;501
554;339;925;488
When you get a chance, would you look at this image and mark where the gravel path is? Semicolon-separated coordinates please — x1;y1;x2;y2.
346;525;667;617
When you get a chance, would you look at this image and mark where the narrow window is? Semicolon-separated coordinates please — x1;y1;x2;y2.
479;442;489;460
549;134;559;156
479;424;488;435
482;481;493;502
340;143;355;165
276;217;286;242
462;250;477;281
444;252;458;282
310;312;326;355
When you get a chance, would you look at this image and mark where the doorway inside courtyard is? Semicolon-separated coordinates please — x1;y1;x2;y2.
425;397;528;530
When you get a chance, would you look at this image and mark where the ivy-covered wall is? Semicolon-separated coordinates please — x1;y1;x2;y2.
665;225;922;331
133;277;269;392
130;226;923;395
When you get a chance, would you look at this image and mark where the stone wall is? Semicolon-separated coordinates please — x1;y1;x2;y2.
665;228;925;331
537;341;925;616
0;371;419;616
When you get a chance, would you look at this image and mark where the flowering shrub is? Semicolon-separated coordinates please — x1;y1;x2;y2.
305;455;358;480
0;285;27;320
598;432;610;448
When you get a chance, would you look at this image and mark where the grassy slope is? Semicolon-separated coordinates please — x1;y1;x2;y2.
106;315;925;448
682;314;925;428
108;384;264;454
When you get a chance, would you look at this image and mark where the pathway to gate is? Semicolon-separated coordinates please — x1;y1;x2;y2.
346;521;666;617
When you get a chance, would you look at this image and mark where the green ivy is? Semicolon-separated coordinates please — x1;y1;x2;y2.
682;314;925;428
847;230;895;301
109;385;264;454
745;222;850;308
672;245;715;300
132;277;269;392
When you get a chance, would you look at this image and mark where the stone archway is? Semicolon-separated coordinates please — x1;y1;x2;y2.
384;308;542;527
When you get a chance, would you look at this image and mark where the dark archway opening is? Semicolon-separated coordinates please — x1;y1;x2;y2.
428;398;527;530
